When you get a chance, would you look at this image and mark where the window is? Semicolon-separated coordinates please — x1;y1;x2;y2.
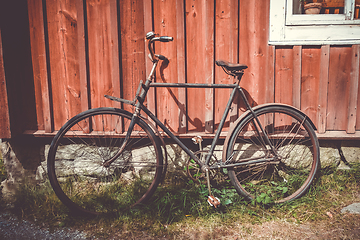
269;0;360;45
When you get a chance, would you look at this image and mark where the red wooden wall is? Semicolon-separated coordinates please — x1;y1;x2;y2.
1;0;360;139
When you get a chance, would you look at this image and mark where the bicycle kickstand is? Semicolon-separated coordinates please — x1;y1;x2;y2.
206;169;220;208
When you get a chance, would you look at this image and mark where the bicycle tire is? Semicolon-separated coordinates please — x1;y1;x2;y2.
224;105;320;203
47;107;164;216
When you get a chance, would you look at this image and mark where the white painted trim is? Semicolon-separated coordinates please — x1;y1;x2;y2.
269;0;360;45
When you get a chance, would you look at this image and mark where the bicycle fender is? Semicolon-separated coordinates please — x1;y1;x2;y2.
222;103;317;162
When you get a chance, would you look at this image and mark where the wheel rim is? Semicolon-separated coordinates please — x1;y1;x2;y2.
227;108;319;203
48;109;163;215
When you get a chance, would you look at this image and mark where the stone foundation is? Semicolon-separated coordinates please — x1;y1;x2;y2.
1;137;359;199
0;136;45;200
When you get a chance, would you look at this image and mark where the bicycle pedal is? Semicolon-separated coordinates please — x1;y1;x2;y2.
207;195;220;208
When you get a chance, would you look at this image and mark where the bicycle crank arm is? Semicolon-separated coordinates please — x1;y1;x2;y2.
205;168;221;208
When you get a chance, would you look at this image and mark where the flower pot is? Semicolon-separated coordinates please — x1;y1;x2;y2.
304;3;322;14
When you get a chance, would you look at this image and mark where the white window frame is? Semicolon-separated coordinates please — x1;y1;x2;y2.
269;0;360;45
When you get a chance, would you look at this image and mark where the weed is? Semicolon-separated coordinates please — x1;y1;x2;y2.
12;181;67;219
0;152;7;211
0;153;6;182
6;163;360;238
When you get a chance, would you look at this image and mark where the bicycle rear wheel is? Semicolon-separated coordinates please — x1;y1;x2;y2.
224;105;320;203
47;108;164;216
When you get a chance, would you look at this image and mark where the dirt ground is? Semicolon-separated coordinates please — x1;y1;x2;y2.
0;209;359;239
83;213;360;240
174;216;360;240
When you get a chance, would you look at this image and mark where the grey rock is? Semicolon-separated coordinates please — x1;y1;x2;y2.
319;142;340;168
341;142;360;164
341;203;360;214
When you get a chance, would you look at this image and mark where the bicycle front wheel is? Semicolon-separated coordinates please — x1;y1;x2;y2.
47;108;164;216
224;105;320;203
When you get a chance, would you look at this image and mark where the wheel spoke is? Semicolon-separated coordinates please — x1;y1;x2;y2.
225;106;319;203
48;108;163;215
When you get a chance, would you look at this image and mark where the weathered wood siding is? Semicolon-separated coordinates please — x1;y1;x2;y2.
0;29;11;139
1;0;360;139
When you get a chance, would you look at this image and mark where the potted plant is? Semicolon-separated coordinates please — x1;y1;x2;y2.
301;0;323;14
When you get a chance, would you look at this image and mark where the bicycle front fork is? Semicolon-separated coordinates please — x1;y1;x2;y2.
102;109;139;168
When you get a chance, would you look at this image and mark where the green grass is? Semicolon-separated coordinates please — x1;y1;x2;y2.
0;151;6;182
5;163;360;239
0;152;7;211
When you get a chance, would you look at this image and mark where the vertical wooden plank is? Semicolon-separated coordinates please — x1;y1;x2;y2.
228;0;240;127
265;45;275;104
175;0;186;133
110;0;121;109
347;45;360;133
87;0;119;109
27;0;52;133
143;0;153;66
274;47;297;128
203;1;215;134
153;0;186;133
185;0;201;132
59;0;82;120
214;0;239;131
75;0;92;133
301;46;320;125
239;0;256;107
357;45;360;130
239;0;271;109
274;48;293;128
143;0;155;120
86;0;121;132
317;45;330;133
292;46;302;109
47;0;82;130
275;47;293;105
119;0;146;115
0;29;11;138
119;0;133;115
327;46;352;131
76;0;89;113
185;0;214;133
275;47;296;128
263;45;276;128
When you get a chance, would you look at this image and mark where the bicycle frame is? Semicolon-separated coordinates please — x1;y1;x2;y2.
106;74;277;171
48;32;320;214
146;82;240;168
105;33;276;171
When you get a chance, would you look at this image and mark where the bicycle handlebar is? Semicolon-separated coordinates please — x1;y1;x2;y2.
146;31;173;62
158;36;173;42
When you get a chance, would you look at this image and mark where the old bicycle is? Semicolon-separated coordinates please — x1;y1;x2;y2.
47;32;320;216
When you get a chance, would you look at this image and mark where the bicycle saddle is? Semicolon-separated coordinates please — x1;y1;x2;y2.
215;60;248;72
